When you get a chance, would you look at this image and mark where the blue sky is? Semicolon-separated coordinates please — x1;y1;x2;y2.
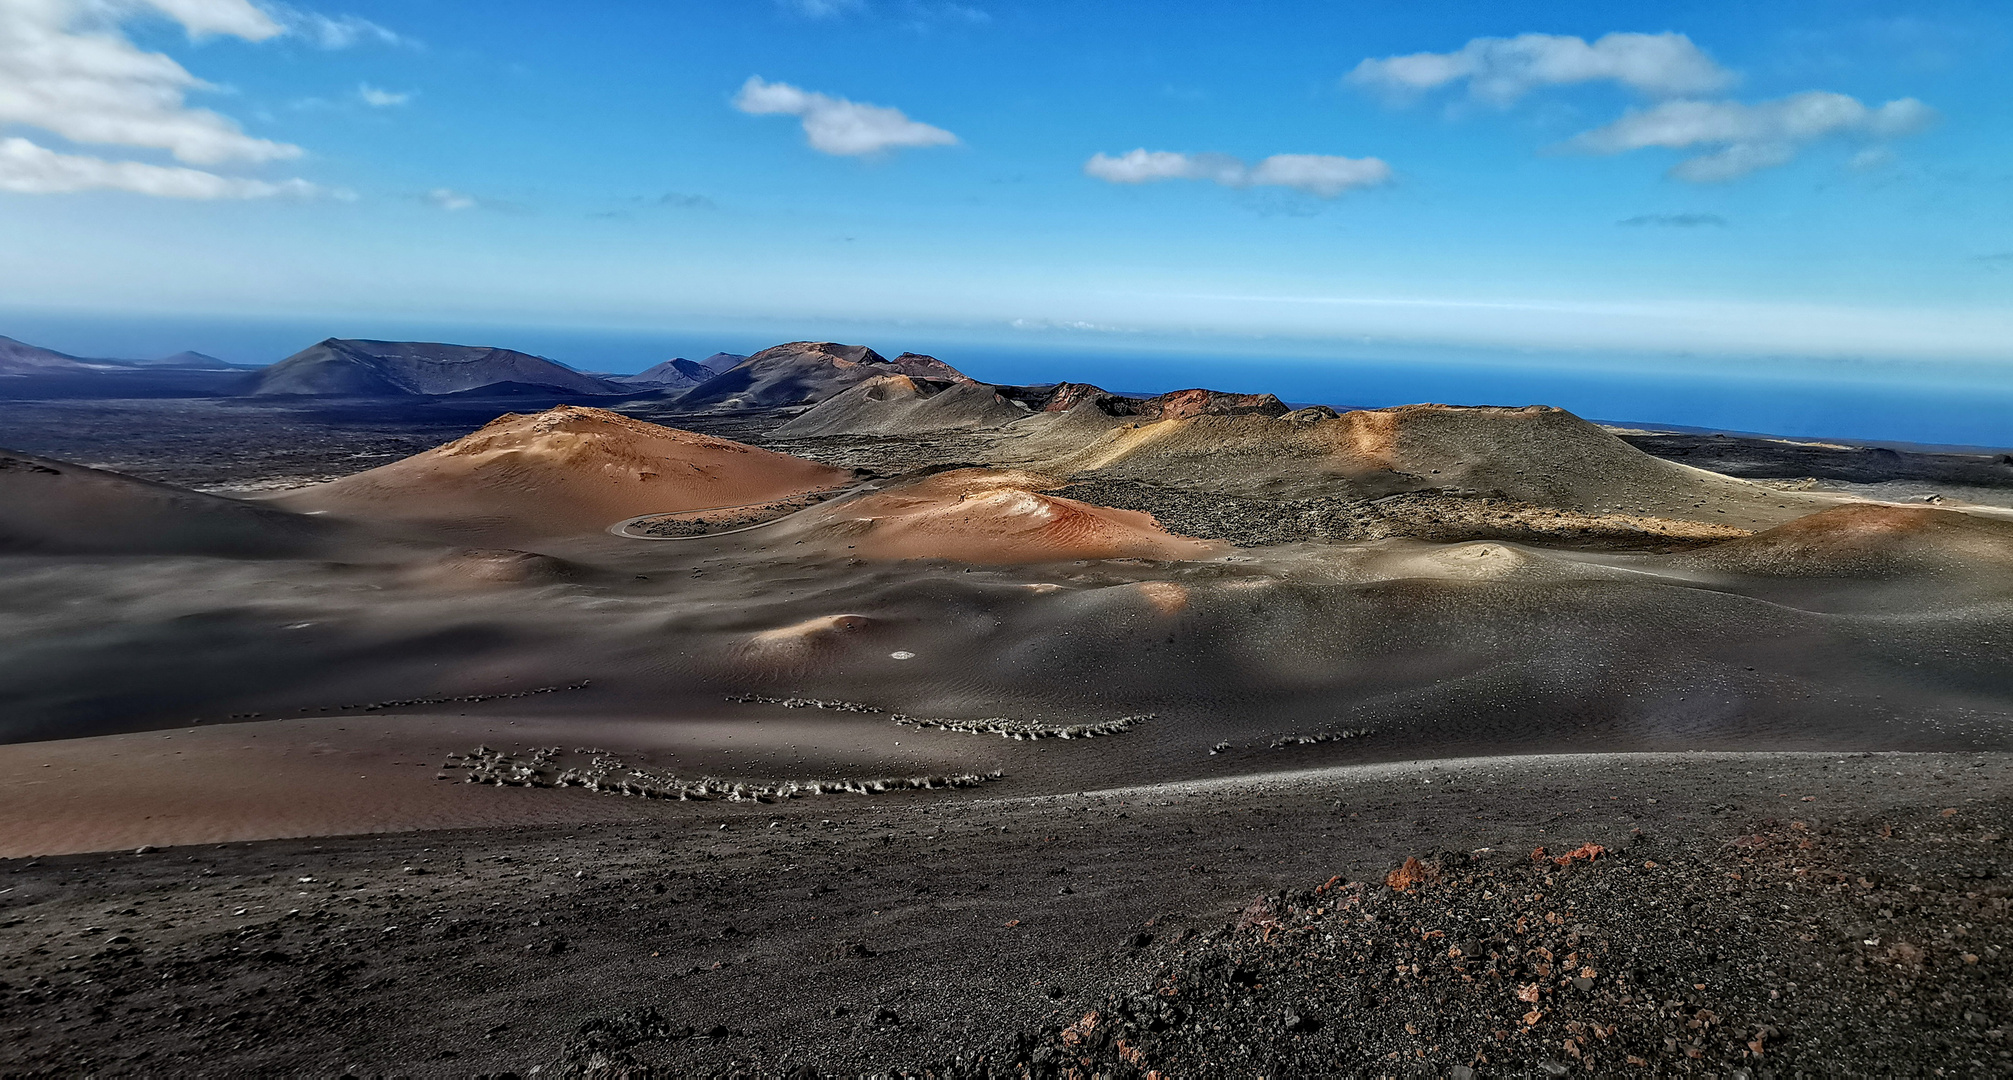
3;0;2012;426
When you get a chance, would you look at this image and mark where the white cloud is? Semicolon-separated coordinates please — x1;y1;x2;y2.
426;187;475;211
262;5;408;48
144;0;284;39
357;83;410;107
0;135;320;197
1571;91;1937;181
1348;32;1733;105
1084;149;1392;198
1848;146;1896;171
0;0;302;165
780;0;863;16
732;76;958;156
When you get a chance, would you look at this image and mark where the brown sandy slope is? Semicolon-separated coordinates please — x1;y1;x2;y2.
0;450;336;557
273;406;851;541
1682;502;2013;577
772;374;1026;437
779;468;1221;563
1012;403;1839;529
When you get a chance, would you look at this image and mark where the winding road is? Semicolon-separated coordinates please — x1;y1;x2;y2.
606;481;878;541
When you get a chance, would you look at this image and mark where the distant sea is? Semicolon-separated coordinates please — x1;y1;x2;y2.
6;310;2010;451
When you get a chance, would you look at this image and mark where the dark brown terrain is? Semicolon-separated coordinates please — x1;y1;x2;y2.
4;338;2013;1075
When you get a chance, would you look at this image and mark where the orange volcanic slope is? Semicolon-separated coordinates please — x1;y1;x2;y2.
786;468;1221;564
275;406;852;540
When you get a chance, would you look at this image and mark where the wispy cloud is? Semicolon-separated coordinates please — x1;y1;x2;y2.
1084;149;1392;198
426;188;477;211
659;192;716;209
264;4;412;48
779;0;987;24
733;76;958;156
778;0;864;18
357;84;412;108
1348;32;1733;105
1570;91;1936;181
1618;213;1728;227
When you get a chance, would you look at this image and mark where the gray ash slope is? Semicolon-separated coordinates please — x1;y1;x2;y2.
0;449;348;558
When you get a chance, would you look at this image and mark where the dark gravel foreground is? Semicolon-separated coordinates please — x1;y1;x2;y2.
1041;807;2013;1077
5;751;2013;1076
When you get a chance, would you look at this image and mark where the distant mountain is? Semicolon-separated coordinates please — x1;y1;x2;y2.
616;358;717;389
0;337;246;374
674;342;974;409
886;352;973;383
611;352;750;389
0;336;105;375
140;351;242;370
245;339;624;398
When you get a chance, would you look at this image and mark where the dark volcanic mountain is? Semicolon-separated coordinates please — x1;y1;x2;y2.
674;342;972;409
0;336;104;375
246;339;623;398
616;357;722;389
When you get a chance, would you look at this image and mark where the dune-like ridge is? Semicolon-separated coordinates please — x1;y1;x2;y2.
0;450;335;557
1683;502;2013;577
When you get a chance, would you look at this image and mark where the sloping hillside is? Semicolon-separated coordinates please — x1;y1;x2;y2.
273;405;851;540
772;375;1025;437
1015;403;1840;528
674;342;974;409
0;451;337;557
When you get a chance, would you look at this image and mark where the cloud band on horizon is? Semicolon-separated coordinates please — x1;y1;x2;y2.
1084;149;1392;198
